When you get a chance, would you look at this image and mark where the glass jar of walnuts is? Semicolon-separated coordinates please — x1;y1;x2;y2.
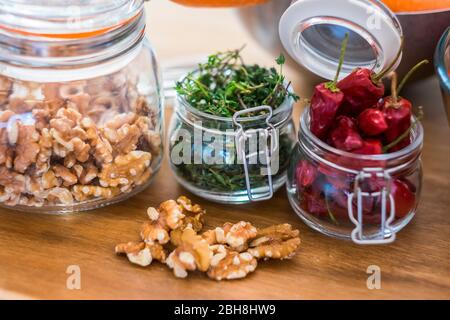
0;0;163;213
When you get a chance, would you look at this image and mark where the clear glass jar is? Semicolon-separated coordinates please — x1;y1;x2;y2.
287;108;423;244
0;0;163;213
169;93;296;204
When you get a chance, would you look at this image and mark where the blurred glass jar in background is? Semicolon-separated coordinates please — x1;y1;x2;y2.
435;26;450;126
0;0;163;213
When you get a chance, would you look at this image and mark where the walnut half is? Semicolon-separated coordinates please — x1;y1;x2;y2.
207;245;258;281
140;200;185;245
166;228;211;278
248;224;301;260
115;241;166;267
202;221;257;252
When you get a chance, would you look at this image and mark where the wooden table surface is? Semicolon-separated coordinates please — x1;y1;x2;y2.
0;1;449;300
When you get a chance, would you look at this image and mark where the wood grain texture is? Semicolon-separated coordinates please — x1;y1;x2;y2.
0;1;449;300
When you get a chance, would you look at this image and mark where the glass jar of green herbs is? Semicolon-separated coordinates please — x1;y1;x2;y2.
169;49;298;204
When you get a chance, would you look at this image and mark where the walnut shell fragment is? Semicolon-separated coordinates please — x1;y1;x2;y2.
248;224;301;260
207;245;257;281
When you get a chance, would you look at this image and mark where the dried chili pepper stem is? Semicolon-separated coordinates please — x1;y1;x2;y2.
390;71;399;105
325;193;339;226
325;33;349;93
372;36;404;82
380;71;414;152
397;59;430;94
310;34;348;139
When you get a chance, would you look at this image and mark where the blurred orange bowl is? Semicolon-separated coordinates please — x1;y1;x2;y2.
171;0;450;11
382;0;450;13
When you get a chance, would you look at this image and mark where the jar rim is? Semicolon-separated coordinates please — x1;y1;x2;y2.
0;0;143;38
0;1;146;72
176;76;295;123
279;0;403;80
299;107;424;161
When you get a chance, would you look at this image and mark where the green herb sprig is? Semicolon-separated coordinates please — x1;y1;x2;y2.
175;48;299;118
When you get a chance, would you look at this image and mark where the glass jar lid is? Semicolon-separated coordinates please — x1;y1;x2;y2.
0;0;146;81
0;0;143;38
279;0;403;80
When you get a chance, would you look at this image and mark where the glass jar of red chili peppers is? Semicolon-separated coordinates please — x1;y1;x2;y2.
279;0;425;244
285;36;427;244
287;107;423;244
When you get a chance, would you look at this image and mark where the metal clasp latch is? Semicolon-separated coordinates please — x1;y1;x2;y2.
232;106;278;202
348;168;396;245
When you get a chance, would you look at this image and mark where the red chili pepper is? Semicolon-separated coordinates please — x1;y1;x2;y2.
326;186;375;222
327;188;348;209
301;190;328;217
337;68;385;116
377;72;412;151
320;152;377;174
398;177;417;193
367;177;416;219
325;188;349;223
295;160;318;188
353;139;383;155
389;178;416;219
329;116;364;151
337;38;404;116
310;83;345;139
353;196;376;217
381;97;412;150
357;108;388;136
310;34;349;139
326;173;352;190
380;60;429;152
318;157;349;188
362;212;383;225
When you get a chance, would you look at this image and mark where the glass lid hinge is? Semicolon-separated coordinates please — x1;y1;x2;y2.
232;106;278;202
348;168;397;245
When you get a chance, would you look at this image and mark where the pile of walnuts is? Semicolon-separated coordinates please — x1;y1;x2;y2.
0;72;161;207
116;196;301;281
